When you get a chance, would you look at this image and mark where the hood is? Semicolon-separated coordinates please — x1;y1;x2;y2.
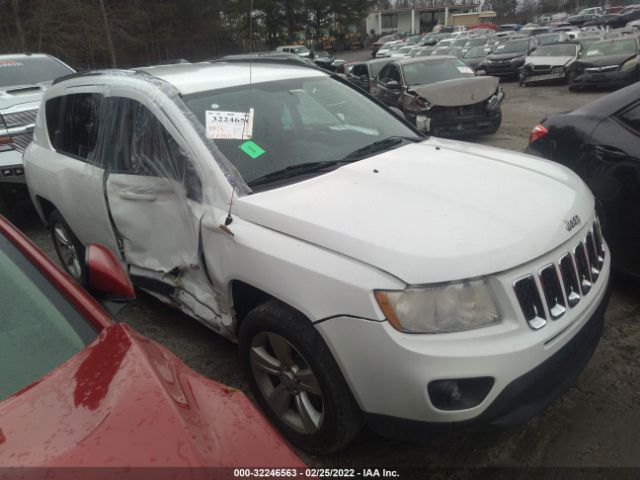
525;55;575;66
487;52;526;61
237;137;594;285
0;83;47;112
0;324;303;469
464;57;485;67
409;76;499;106
577;53;634;67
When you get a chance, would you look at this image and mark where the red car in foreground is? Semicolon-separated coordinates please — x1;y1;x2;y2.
0;216;304;476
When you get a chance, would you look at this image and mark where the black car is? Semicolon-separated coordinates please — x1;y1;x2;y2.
605;9;640;29
346;58;393;92
373;56;504;137
525;82;640;277
463;46;491;71
479;38;537;79
568;13;602;26
569;37;640;91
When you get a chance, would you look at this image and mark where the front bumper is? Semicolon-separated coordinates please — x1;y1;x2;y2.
572;68;637;88
425;109;501;137
481;62;523;77
366;287;608;439
316;219;610;436
0;149;26;184
521;69;567;84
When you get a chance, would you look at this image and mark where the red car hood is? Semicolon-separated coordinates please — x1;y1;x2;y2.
0;324;303;470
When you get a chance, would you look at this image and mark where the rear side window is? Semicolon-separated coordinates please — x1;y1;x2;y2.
46;93;103;161
619;102;640;133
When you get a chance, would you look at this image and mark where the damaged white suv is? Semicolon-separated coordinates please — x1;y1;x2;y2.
24;60;610;454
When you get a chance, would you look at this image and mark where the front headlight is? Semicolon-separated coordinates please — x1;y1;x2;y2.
621;58;638;71
375;279;501;334
510;55;525;64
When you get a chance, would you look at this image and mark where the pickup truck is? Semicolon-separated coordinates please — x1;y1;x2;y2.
0;53;74;216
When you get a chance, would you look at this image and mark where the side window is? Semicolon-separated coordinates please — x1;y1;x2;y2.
351;64;368;77
103;97;202;202
45;93;102;161
619;102;640;133
378;64;394;83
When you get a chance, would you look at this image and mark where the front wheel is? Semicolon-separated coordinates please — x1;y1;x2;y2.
49;209;86;285
239;300;363;454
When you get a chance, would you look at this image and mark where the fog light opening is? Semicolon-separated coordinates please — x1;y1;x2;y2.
428;377;494;411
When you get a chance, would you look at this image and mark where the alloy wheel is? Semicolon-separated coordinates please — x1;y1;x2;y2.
250;332;324;434
53;223;82;280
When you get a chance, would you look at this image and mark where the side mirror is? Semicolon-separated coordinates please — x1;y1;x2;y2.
85;243;135;308
386;80;402;90
476;69;487;76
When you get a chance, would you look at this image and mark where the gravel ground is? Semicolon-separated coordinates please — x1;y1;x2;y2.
14;49;640;470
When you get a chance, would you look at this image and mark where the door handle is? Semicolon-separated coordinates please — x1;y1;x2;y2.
118;191;157;201
595;145;627;160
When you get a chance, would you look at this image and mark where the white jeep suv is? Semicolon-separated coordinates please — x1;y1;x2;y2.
24;60;610;454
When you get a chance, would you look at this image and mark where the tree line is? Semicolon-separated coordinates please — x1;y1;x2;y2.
0;0;375;70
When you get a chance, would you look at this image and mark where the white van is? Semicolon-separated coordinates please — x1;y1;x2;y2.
24;60;610;454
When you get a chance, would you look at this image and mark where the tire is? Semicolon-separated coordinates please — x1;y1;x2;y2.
49;209;86;285
487;110;502;134
239;299;363;454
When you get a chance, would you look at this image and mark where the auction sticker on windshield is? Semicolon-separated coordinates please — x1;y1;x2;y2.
206;108;254;140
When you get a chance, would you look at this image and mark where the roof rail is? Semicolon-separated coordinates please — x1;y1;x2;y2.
209;52;322;70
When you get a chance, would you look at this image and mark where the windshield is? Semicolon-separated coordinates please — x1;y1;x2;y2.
584;39;637;57
294;46;309;54
452;39;468;47
494;40;529;54
402;58;474;85
465;38;487;47
465;46;487;58
184;77;416;187
0;235;96;400
0;56;74;88
531;44;577;56
536;34;562;45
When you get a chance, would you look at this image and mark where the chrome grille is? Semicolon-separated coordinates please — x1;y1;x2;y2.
539;264;566;319
11;132;33;152
3;109;37;128
514;276;547;330
514;221;605;330
585;65;617;73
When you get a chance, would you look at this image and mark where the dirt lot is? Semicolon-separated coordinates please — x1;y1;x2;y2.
15;51;640;470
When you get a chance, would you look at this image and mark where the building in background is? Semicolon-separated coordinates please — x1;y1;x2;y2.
366;3;482;35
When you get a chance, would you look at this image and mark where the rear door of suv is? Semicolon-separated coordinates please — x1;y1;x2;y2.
39;88;120;253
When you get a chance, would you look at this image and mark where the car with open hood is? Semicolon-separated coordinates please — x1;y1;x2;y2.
24;60;610;454
373;56;504;137
526;82;640;277
479;37;538;78
569;36;640;90
0;54;74;217
520;43;580;85
0;215;304;472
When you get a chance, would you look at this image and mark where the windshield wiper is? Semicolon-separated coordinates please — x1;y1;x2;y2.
248;160;352;187
340;135;422;161
247;136;422;188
